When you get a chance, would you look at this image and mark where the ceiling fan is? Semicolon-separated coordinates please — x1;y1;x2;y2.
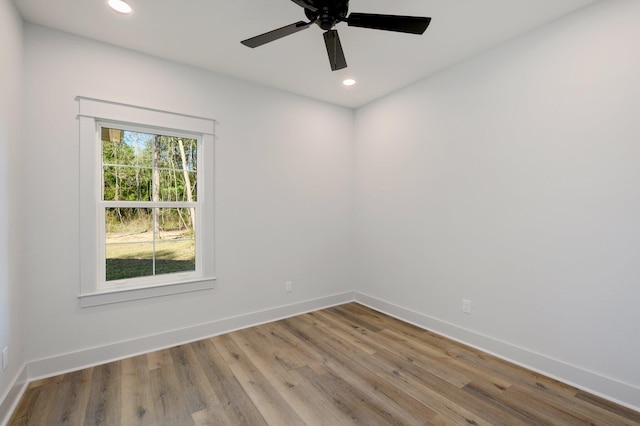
241;0;431;71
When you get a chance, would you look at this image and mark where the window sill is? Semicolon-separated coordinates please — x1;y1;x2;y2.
78;277;216;308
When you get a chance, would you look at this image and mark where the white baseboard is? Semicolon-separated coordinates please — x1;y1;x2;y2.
27;291;354;381
354;291;640;412
0;365;28;426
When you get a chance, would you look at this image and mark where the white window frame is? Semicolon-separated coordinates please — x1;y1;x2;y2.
78;97;216;307
97;121;202;289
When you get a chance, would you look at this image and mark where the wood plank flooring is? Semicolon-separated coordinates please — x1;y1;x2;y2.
8;303;640;425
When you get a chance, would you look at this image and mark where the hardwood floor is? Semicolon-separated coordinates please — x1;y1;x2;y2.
8;303;640;425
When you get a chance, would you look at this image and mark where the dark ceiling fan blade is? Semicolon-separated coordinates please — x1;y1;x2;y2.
241;21;311;48
323;29;347;71
347;13;431;35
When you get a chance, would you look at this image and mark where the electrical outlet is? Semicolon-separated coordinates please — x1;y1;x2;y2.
285;281;293;293
462;299;471;314
2;347;7;371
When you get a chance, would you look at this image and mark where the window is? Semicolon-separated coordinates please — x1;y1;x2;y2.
100;124;199;284
78;98;216;307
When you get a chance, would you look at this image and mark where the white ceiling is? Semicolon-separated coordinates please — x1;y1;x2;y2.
14;0;598;108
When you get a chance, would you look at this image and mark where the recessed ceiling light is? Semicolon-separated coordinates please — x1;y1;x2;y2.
108;0;132;14
342;79;356;87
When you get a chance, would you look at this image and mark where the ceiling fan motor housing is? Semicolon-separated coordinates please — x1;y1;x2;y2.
304;0;349;30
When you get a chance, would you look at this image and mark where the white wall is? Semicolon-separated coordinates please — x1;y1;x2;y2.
0;0;25;415
21;24;354;364
354;0;640;408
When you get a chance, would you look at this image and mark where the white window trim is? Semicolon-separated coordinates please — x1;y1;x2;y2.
78;97;216;307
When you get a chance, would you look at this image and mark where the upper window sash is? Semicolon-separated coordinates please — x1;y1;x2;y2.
97;120;202;205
